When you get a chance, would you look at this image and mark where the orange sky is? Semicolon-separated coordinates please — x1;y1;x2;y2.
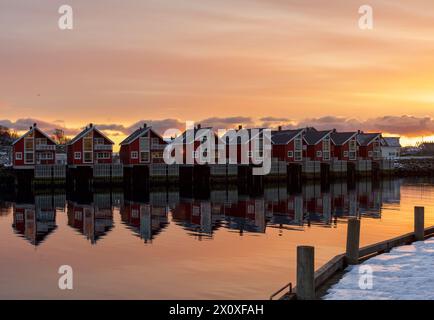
2;0;434;147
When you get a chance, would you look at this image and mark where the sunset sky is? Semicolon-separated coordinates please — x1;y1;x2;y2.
2;0;434;147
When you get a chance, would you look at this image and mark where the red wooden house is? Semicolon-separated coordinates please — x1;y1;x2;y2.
223;126;267;165
12;123;57;169
67;124;114;167
356;132;382;160
119;124;167;166
302;128;332;162
171;124;221;165
330;131;358;161
271;127;304;163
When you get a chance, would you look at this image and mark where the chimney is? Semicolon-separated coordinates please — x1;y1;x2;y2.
333;128;336;133
238;125;243;130
278;126;282;131
143;123;147;129
357;130;361;134
33;123;37;128
197;124;201;130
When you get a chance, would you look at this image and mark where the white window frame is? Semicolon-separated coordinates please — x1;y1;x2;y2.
287;151;294;158
343;151;349;158
15;152;22;160
368;151;373;158
151;137;160;147
94;137;105;145
316;151;322;158
74;152;81;160
36;138;47;146
294;150;302;161
131;151;138;159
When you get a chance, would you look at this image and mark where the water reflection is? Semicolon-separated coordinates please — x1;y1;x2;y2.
0;178;403;247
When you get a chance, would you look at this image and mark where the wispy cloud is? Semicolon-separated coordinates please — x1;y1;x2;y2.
2;115;434;140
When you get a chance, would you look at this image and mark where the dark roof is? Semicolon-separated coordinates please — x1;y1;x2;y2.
119;127;150;145
223;128;267;145
330;132;358;146
172;127;216;145
382;137;401;147
12;126;57;146
303;129;332;145
356;133;381;146
68;125;114;145
271;129;304;145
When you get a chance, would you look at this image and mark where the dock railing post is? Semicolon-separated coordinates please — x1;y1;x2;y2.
414;206;425;241
345;218;361;265
296;246;315;300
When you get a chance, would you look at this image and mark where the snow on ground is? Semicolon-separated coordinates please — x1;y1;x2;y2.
324;238;434;300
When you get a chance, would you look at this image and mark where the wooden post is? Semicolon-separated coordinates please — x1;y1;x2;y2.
346;218;361;265
414;206;425;241
296;246;315;300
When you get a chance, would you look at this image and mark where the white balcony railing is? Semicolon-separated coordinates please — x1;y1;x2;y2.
94;144;113;151
35;145;56;151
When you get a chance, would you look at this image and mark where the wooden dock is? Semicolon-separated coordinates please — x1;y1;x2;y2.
271;206;434;300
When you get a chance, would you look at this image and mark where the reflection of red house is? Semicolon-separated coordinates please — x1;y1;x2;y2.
119;124;167;166
271;128;304;163
170;124;221;165
120;201;168;242
303;128;332;162
172;200;214;235
356;132;382;160
224;198;266;233
67;124;114;167
12;123;56;169
223;126;266;164
67;201;113;244
330;131;358;161
12;202;57;246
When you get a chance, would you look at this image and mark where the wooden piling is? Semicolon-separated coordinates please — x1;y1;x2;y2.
414;206;425;241
345;218;361;265
296;246;315;300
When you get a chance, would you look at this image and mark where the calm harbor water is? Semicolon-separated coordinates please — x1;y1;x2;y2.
1;177;434;299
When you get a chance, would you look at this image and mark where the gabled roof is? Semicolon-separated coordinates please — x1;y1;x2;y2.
382;137;401;148
356;133;381;146
330;132;358;146
271;129;304;145
172;127;218;145
68;125;114;145
303;128;332;145
223;128;267;145
12;126;57;146
119;126;165;146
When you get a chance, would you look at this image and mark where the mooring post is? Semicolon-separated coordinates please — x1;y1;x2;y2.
346;218;361;265
296;246;315;300
414;206;425;241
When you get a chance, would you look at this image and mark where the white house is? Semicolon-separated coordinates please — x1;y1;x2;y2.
381;137;401;160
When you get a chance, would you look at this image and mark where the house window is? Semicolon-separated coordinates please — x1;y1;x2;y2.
131;151;138;159
74;152;81;160
94;138;104;145
368;151;373;158
349;151;356;160
316;151;322;158
294;138;302;150
139;137;150;151
83;137;93;151
15;152;22;160
287;151;294;158
151;137;160;147
36;138;47;146
38;152;53;160
140;151;150;163
84;152;93;163
323;151;330;161
24;152;34;164
294;151;302;161
349;140;357;151
96;152;110;159
152;151;163;159
343;151;349;158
